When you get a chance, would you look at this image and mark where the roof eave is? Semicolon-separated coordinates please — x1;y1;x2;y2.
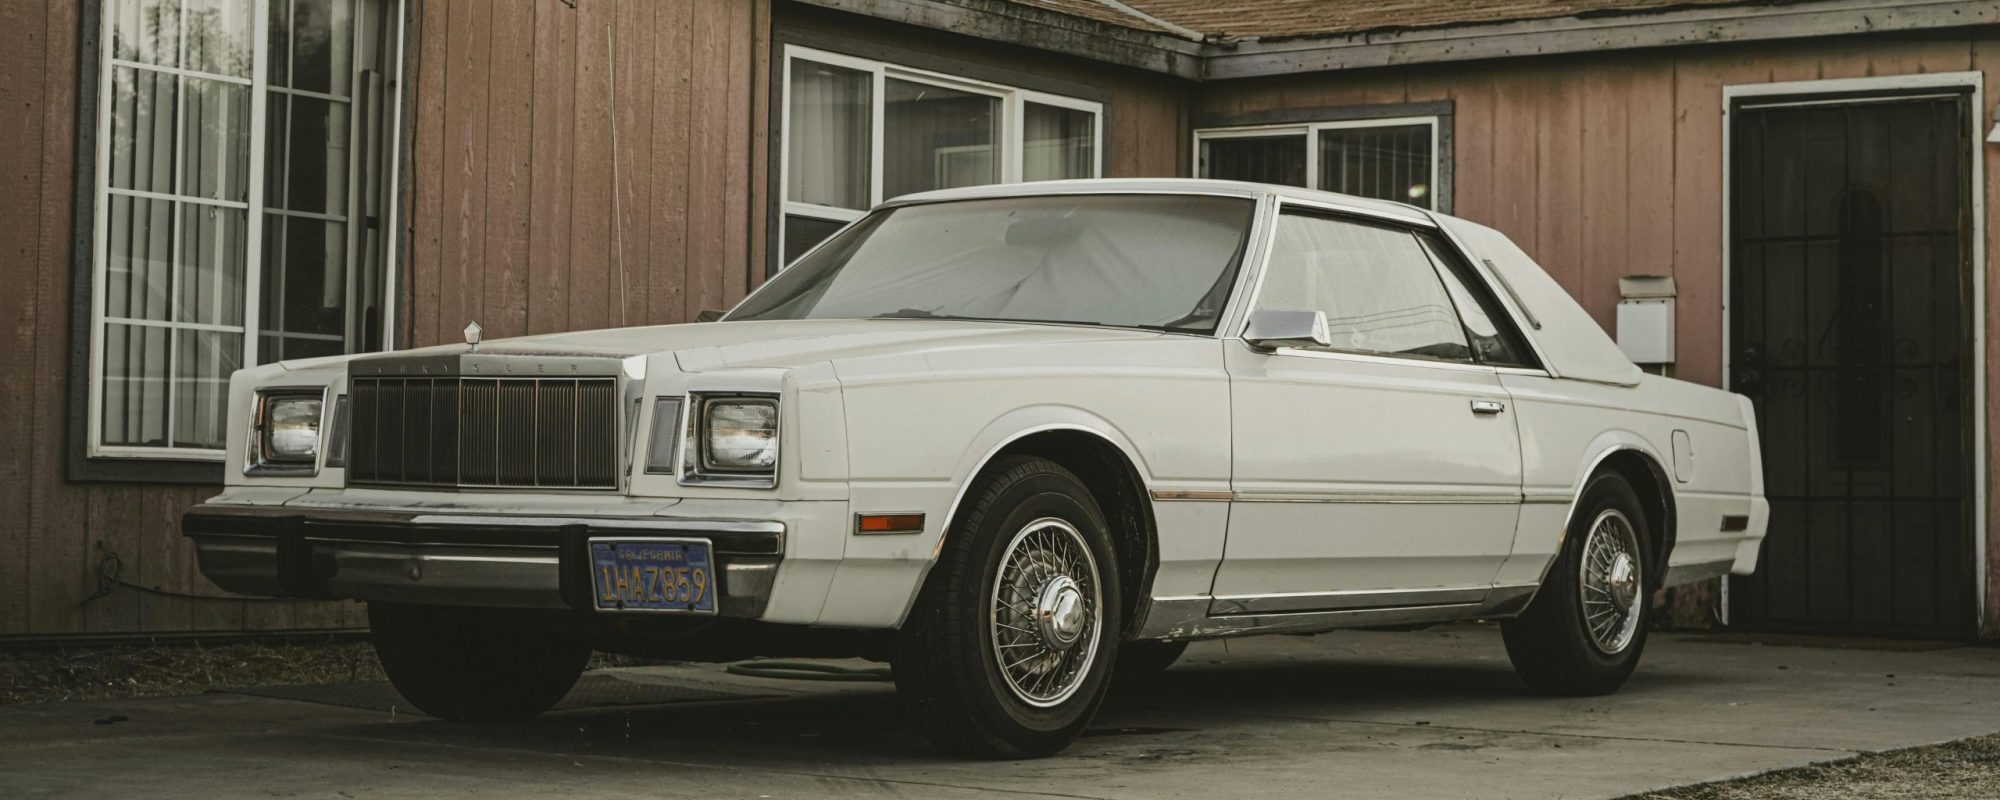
1202;0;2000;80
792;0;2000;81
784;0;1206;79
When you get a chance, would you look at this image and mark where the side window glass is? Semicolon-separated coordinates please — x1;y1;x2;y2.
1417;234;1535;368
1259;213;1472;362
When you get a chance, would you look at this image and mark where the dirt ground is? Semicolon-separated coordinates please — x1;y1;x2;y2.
1628;734;2000;800
0;637;385;705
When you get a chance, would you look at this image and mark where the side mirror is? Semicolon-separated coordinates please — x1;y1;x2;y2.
1243;308;1331;351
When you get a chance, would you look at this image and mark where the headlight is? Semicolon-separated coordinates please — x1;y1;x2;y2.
252;390;324;472
678;395;779;487
704;399;778;470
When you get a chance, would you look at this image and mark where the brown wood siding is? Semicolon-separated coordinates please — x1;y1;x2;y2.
404;0;768;345
1196;31;2000;636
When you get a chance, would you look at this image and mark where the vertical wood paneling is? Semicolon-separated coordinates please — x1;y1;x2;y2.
526;0;576;335
613;0;655;326
1978;36;2000;638
438;0;491;342
648;0;691;324
566;0;612;332
720;0;753;306
685;0;727;321
1579;62;1632;333
483;0;534;339
410;0;449;345
0;0;50;635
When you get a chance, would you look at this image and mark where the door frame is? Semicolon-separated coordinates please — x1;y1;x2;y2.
1718;71;1988;632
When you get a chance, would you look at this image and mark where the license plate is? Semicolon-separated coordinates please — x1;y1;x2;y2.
588;538;717;614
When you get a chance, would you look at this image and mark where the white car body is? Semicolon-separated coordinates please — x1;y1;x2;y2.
188;179;1768;644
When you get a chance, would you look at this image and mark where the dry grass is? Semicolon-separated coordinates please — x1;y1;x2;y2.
1629;734;2000;800
0;638;387;705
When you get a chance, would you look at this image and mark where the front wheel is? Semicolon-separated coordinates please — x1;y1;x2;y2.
1502;472;1654;696
368;603;591;721
893;456;1122;758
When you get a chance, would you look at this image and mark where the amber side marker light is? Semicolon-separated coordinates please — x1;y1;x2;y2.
856;513;925;534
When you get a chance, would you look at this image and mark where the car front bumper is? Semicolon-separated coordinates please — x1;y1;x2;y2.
183;504;787;618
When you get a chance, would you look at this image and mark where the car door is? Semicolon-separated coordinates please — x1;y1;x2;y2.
1212;206;1530;614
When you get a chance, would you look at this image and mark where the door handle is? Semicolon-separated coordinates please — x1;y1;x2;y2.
1470;400;1507;415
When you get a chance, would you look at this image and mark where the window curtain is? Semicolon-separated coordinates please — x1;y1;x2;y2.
786;60;870;210
1022;102;1094;182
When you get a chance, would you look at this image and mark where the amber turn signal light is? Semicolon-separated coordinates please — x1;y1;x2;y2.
856;513;925;534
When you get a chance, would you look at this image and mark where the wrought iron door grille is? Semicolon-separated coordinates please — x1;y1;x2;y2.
347;377;619;489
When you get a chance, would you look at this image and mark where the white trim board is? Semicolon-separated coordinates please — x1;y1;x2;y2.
1718;71;1988;633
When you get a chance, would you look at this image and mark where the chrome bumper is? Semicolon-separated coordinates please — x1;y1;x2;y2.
183;504;783;617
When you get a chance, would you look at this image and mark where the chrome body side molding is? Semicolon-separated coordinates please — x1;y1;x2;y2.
1136;583;1539;641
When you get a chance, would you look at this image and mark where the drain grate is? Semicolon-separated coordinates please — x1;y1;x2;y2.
216;672;769;716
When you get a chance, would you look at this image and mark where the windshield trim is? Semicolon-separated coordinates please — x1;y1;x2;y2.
728;191;1265;336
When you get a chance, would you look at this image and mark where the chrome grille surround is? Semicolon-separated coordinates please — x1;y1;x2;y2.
345;354;624;490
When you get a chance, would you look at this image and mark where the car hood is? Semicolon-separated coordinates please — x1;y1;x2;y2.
388;318;1167;372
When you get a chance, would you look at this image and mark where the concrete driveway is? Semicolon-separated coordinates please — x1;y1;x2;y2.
3;625;1996;799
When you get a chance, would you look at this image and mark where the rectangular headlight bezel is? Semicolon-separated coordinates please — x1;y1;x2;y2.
677;393;779;489
245;386;328;477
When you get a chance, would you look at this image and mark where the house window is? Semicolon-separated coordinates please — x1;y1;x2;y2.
1196;117;1440;209
90;0;403;459
780;45;1103;266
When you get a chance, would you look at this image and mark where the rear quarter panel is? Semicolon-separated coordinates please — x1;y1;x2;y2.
1498;373;1764;590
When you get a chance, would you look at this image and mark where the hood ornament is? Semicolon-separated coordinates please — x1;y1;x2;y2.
464;321;483;349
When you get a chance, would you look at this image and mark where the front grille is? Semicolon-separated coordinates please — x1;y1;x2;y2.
347;377;620;489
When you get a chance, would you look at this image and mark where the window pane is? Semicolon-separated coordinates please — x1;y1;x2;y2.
884;78;999;200
260;215;348;364
290;0;356;96
108;66;178;196
176;204;248;327
1260;214;1470;361
104;194;175;322
185;0;254;77
110;0;181;68
173;330;242;448
1023;102;1095;182
786;59;871;210
1319;123;1434;207
1200;134;1307;187
783;214;847;266
1420;234;1530;366
276;96;351;214
181;77;252;203
101;322;170;447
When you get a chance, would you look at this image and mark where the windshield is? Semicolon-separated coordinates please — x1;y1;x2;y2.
729;194;1258;333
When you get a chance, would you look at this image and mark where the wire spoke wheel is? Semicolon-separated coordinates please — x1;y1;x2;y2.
989;517;1103;708
1578;508;1643;655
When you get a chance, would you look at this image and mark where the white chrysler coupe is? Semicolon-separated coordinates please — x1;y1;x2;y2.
186;179;1768;758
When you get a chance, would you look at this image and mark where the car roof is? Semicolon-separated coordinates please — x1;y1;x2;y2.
878;178;1434;223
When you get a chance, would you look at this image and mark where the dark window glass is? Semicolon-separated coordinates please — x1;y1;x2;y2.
1199;134;1307;187
1417;234;1533;367
1319;123;1434;207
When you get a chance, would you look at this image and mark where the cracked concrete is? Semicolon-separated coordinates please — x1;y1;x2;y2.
2;625;1996;799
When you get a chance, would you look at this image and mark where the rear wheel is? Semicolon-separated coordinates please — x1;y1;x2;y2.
894;456;1122;758
1502;472;1654;696
369;603;591;721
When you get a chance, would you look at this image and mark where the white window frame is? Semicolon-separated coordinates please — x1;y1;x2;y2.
777;44;1104;267
86;0;408;460
1193;116;1442;210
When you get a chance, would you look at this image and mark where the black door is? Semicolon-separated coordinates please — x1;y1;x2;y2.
1727;92;1976;637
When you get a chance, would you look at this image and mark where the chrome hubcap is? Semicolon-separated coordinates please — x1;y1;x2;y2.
990;518;1102;707
1580;509;1644;655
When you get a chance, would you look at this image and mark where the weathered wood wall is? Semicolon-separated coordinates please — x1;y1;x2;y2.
1197;31;2000;636
405;0;772;345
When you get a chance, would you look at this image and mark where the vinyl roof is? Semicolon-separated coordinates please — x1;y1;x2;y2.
1007;0;1808;42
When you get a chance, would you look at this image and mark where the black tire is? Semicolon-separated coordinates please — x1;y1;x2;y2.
1115;640;1189;681
893;456;1123;758
368;603;591;721
1502;472;1654;696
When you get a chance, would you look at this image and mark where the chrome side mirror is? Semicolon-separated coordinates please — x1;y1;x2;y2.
1243;308;1331;351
